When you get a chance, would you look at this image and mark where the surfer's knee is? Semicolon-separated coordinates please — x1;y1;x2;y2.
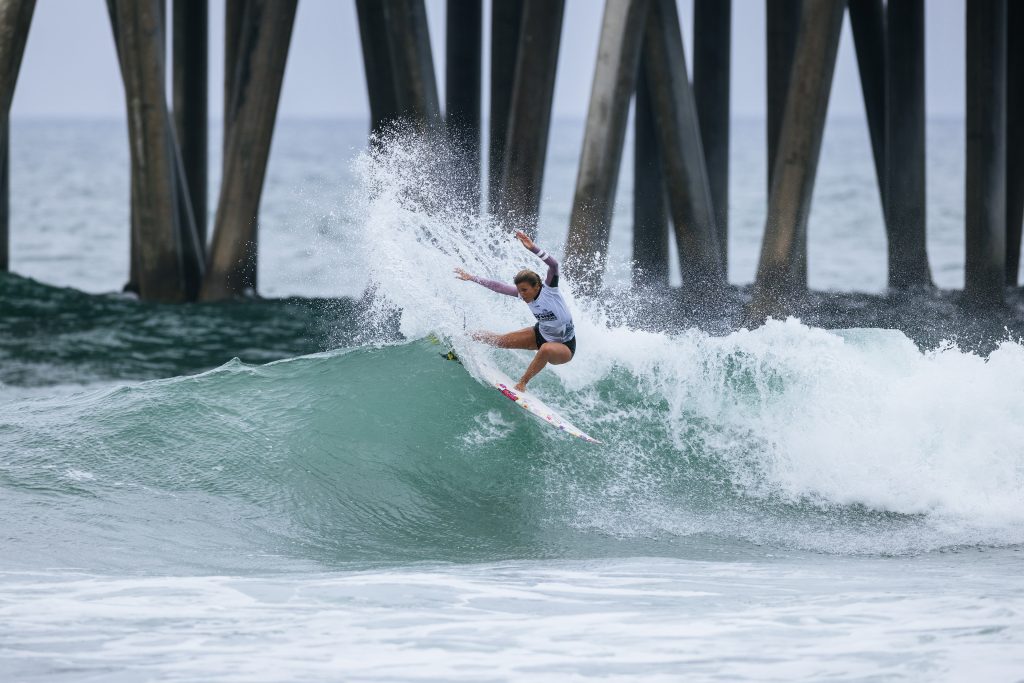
540;342;571;364
540;344;573;366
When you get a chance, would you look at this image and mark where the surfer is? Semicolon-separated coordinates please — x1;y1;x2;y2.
454;231;576;393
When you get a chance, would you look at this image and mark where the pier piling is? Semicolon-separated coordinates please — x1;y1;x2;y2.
847;0;886;208
445;0;482;209
1007;0;1024;286
356;0;399;135
221;0;259;294
0;0;35;272
488;0;524;214
964;0;1007;307
766;0;801;192
749;0;845;322
0;126;6;272
765;0;805;288
693;0;730;268
496;0;564;235
173;0;208;249
884;0;931;290
632;55;670;289
201;0;296;301
641;0;723;295
224;0;242;133
383;0;440;131
105;0;139;293
565;0;649;292
111;0;201;303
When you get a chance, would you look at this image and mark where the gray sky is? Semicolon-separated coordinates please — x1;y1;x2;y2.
11;0;967;121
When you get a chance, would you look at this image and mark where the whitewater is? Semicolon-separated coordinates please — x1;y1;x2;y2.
2;121;1023;681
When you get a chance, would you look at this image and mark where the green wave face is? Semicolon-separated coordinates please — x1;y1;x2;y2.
5;329;1024;575
3;341;634;572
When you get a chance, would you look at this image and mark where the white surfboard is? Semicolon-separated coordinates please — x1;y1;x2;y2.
475;362;601;444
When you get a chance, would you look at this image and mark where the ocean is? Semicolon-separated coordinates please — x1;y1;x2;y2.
1;117;1023;681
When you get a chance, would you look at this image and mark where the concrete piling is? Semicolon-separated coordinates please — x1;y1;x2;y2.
383;0;441;130
495;0;564;235
112;0;202;299
446;0;483;208
110;0;202;303
105;0;139;293
847;0;886;207
488;0;524;214
0;158;11;288
884;0;931;290
0;0;35;272
356;0;398;135
964;0;1007;306
766;0;800;192
1007;0;1024;286
221;0;259;294
748;0;845;322
565;0;649;292
201;0;297;301
0;131;6;271
693;0;730;268
632;55;670;289
171;0;206;299
174;0;208;249
641;0;723;295
224;0;243;130
765;0;804;287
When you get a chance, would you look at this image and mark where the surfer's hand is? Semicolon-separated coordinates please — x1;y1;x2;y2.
515;230;535;251
454;267;473;281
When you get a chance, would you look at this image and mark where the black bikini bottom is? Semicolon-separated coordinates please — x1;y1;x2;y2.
533;323;576;357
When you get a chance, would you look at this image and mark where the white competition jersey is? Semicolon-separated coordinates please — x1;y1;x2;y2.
527;283;575;343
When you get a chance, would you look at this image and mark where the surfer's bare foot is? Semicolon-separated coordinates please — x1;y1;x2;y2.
514;381;527;393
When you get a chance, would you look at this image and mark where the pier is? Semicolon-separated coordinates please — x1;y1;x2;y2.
0;0;1022;324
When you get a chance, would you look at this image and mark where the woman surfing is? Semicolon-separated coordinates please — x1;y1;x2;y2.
454;231;576;393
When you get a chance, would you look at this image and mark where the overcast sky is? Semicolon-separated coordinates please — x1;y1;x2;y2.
11;0;967;122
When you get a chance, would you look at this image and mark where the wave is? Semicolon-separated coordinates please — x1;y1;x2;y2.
3;129;1023;573
2;326;1023;574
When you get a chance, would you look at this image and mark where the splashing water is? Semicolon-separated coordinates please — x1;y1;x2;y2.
341;128;1024;554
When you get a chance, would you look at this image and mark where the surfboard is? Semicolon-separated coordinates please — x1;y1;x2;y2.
475;362;601;444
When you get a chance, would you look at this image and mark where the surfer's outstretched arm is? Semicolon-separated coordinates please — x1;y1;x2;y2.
515;230;559;286
454;268;518;296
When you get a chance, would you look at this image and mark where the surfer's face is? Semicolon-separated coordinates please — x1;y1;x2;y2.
517;281;541;302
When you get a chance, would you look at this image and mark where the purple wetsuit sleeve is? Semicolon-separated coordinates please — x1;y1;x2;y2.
529;244;560;286
470;275;518;297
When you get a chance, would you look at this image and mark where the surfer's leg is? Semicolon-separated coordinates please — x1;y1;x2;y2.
514;342;572;392
471;327;538;350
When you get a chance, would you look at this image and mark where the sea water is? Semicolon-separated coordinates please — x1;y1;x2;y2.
1;118;1023;681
